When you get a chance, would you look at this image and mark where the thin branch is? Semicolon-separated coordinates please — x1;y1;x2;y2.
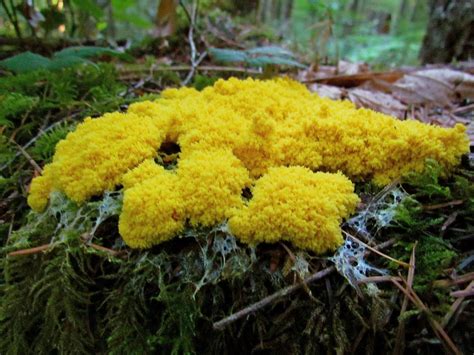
450;287;474;298
119;65;261;78
357;275;402;284
12;141;43;174
0;117;73;173
391;277;461;355
8;244;51;256
213;265;336;330
434;271;474;288
213;237;398;330
442;280;474;328
343;231;410;268
394;242;417;355
422;200;464;210
180;0;203;86
8;240;123;257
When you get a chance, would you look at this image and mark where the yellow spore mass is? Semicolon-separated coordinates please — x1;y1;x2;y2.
228;167;360;254
28;77;469;253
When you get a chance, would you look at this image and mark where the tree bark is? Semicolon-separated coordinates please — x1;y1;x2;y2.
419;0;474;64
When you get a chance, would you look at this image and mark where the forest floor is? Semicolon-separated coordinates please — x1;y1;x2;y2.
0;32;473;354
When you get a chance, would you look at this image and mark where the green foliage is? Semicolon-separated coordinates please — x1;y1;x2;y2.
0;52;52;74
0;93;39;127
209;46;305;68
192;75;219;91
413;235;456;293
29;241;95;354
70;0;104;19
404;159;452;199
0;47;128;74
0;63;126;135
30;123;74;163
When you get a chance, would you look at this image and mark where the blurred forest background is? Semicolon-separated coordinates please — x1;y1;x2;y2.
0;0;472;69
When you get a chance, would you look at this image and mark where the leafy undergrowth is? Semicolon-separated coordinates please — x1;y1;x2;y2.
0;64;473;354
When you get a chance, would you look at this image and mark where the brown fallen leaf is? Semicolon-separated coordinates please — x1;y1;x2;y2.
298;60;369;82
337;60;369;76
305;71;405;88
391;69;474;106
307;83;343;100
347;88;406;118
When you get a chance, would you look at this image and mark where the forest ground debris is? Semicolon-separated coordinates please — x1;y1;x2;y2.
0;62;473;354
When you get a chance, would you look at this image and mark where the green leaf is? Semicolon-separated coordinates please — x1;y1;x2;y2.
247;55;306;68
247;46;296;58
71;0;103;19
209;46;305;68
48;56;91;70
208;48;248;64
0;52;51;73
54;46;131;60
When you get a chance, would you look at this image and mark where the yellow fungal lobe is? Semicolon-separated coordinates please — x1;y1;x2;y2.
228;167;360;254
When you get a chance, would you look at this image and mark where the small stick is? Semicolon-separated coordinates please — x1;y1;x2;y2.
357;275;402;284
8;243;51;256
450;287;474;298
434;271;474;288
12;141;43;174
119;65;261;75
0;117;72;172
212;266;336;330
442;280;474;328
181;0;201;86
213;238;398;330
343;231;410;268
88;242;122;256
393;242;417;355
392;277;461;355
8;241;122;257
423;200;464;210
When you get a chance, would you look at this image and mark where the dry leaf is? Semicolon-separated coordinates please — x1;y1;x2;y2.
347;88;406;118
307;84;343;100
337;60;369;75
392;69;474;106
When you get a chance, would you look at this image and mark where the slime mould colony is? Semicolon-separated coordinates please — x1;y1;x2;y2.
27;78;469;253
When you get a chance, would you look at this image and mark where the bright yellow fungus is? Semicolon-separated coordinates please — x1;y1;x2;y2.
228;167;360;254
27;77;469;253
119;168;185;248
176;149;251;227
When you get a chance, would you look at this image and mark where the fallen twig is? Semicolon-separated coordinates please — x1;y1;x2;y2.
213;265;336;330
8;240;123;257
8;244;51;256
394;242;417;355
0;116;73;172
180;0;201;86
391;277;461;355
434;271;474;288
343;231;410;268
423;200;464;210
450;287;474;298
12;141;43;174
357;275;402;284
442;280;474;328
213;237;398;330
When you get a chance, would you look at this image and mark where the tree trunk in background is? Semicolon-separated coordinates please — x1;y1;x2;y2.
153;0;178;37
419;0;474;64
